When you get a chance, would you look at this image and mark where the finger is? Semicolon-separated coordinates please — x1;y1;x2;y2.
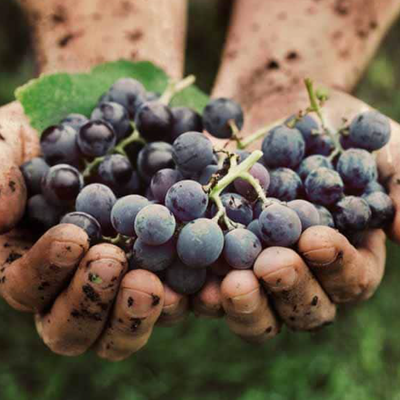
254;247;336;331
37;244;127;356
157;284;189;326
385;174;400;243
192;275;224;319
298;226;386;303
1;224;89;312
221;270;280;343
96;269;164;361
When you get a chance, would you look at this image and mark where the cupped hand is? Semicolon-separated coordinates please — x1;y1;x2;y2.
184;85;400;342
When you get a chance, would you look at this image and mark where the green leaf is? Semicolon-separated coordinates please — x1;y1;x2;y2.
15;60;209;134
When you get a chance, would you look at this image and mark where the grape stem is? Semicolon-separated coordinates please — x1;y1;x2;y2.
160;75;196;105
304;78;326;128
82;156;105;178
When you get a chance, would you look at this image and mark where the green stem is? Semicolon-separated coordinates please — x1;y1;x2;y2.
114;128;142;155
304;78;326;128
160;75;196;105
83;156;105;178
238;172;268;204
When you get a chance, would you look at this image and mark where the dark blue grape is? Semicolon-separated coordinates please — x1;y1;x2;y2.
172;131;214;172
363;180;386;195
177;218;224;268
60;212;102;244
349;111;391;151
198;165;219;185
203;98;244;139
27;194;64;233
132;238;176;272
297;155;333;181
97;154;133;189
61;114;89;131
306;133;335;156
253;198;281;219
165;259;207;294
247;220;264;243
315;205;335;228
77;120;116;157
234;162;270;199
111;195;150;236
91;101;132;141
362;192;394;228
285;114;319;144
336;149;377;190
137;142;174;183
288;199;320;231
75;183;117;236
134;101;173;142
40;124;82;167
114;171;143;197
340;134;355;150
211;193;253;225
268;168;303;201
124;141;145;168
42;164;83;206
305;167;344;206
165;180;208;221
20;157;49;196
171;106;203;142
100;78;146;118
262;125;305;169
150;169;182;203
333;196;371;232
135;204;176;245
223;228;262;269
259;204;302;246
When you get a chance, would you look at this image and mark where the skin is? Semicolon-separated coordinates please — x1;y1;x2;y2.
1;0;400;359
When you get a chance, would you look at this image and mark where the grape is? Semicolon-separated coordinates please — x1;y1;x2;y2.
198;165;219;185
150;169;183;203
77;120;116;157
203;98;244;139
333;196;371;232
61;114;89;131
340;134;355;150
234;162;270;199
253;198;281;219
137;142;174;183
306;133;335;156
40;124;82;167
262;125;305;169
315;205;335;228
297;155;333;181
100;78;146;118
165;180;208;221
171;106;203;142
223;228;262;269
172;131;214;172
97;154;133;189
114;171;143;197
111;195;150;236
305;167;344;206
60;212;102;244
336;149;377;190
268;168;303;201
363;180;386;195
124;140;145;168
91;101;132;141
362;192;394;228
212;193;253;225
288;199;321;231
247;220;264;243
285;114;319;144
134;204;176;245
75;183;117;235
20;157;49;196
166;259;207;295
259;204;302;247
132;238;176;272
134;101;174;142
27;194;64;233
177;218;224;268
42;164;83;206
349;111;391;151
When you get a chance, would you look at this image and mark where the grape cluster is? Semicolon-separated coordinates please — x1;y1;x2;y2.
20;76;395;296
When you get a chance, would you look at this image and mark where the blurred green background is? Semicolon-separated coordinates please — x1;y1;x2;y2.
1;1;400;399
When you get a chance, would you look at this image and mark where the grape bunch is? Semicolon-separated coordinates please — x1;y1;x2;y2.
19;76;395;296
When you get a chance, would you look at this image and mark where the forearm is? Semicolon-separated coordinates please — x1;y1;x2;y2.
213;0;400;107
19;0;187;77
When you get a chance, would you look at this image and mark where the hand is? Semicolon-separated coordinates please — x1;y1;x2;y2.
188;85;400;341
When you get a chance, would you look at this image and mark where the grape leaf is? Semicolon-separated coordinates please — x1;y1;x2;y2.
15;60;209;134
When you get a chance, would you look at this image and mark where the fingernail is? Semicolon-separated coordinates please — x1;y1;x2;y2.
122;288;154;317
49;241;85;268
88;259;124;289
230;288;260;313
262;266;297;291
302;247;338;266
